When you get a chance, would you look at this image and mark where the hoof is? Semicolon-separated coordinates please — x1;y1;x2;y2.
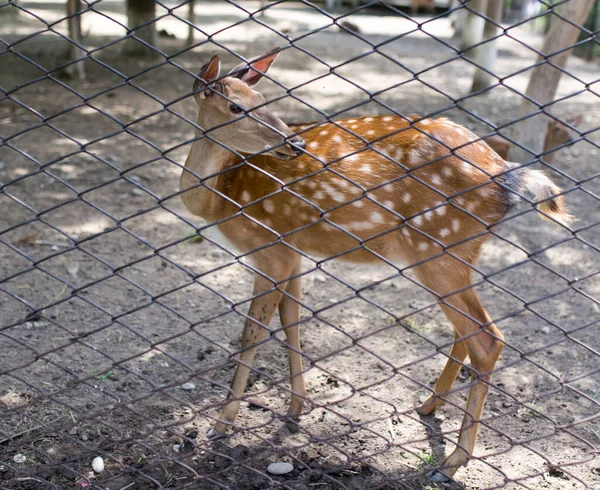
206;426;226;439
427;469;451;483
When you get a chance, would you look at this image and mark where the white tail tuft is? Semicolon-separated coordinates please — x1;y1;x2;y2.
520;168;574;227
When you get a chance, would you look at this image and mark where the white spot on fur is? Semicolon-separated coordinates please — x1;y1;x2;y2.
360;164;371;172
345;153;359;162
347;119;357;124
382;184;395;193
402;228;410;237
452;219;460;232
351;124;359;130
349;221;375;231
364;117;374;122
353;200;364;207
309;141;319;149
413;215;423;227
394;148;404;161
383;116;393;122
307;181;318;189
418;242;429;251
424;210;434;221
436;204;447;216
241;191;251;203
262;218;273;227
384;200;394;210
430;174;442;186
402;193;411;203
332;134;342;143
367;130;375;136
461;161;472;174
479;186;493;198
313;190;325;200
263;200;275;214
370;212;384;224
439;228;450;238
319;130;329;136
442;166;453;177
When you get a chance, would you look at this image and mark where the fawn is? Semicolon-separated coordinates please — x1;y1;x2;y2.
484;115;582;162
180;50;572;481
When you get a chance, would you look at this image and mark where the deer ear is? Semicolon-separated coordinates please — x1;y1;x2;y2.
228;48;280;87
567;115;583;127
194;55;221;94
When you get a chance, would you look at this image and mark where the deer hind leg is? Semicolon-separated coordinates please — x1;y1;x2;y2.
417;331;467;416
414;260;504;480
278;262;307;419
210;252;300;437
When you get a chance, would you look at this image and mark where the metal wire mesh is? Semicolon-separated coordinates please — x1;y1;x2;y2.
1;0;599;488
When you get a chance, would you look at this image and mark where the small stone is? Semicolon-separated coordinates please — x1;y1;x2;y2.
69;427;78;435
161;362;169;368
46;447;56;455
91;456;104;473
314;274;327;283
173;444;181;453
13;453;26;464
181;382;196;391
541;326;551;334
0;161;5;169
131;188;144;196
81;434;88;442
267;461;294;475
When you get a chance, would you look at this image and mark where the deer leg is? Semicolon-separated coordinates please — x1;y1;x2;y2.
415;260;504;481
210;257;297;437
417;331;468;416
431;306;503;481
278;262;307;418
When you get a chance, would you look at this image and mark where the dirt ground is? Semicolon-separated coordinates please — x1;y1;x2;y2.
1;1;599;489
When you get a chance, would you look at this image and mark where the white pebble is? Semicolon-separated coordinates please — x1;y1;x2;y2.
181;382;196;391
541;326;550;334
173;444;181;453
267;461;294;475
13;453;26;464
92;456;104;473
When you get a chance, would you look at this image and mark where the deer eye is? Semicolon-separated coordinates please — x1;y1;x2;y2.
230;103;243;114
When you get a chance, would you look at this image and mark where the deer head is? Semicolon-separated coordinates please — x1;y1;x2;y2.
544;114;582;152
192;49;305;160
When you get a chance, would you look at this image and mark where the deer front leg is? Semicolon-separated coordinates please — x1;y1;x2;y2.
278;263;307;419
209;273;284;437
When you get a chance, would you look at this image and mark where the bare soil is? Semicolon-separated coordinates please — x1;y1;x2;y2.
1;2;599;489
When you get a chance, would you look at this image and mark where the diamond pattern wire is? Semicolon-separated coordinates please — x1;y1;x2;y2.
1;0;599;489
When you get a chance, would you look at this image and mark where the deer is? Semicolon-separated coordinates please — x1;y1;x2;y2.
180;49;572;482
484;115;582;162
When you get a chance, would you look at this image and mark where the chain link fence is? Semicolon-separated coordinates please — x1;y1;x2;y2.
1;0;599;488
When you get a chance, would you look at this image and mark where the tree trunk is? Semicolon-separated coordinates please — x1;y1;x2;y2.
460;0;486;51
509;0;594;163
470;0;503;93
187;0;196;47
66;0;85;81
124;0;158;57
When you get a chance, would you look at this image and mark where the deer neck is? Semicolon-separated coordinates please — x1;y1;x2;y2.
180;128;234;220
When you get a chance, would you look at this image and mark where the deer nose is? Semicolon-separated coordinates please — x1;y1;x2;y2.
288;135;306;155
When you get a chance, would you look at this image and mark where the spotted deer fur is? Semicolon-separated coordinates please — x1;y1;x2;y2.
180;51;572;482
